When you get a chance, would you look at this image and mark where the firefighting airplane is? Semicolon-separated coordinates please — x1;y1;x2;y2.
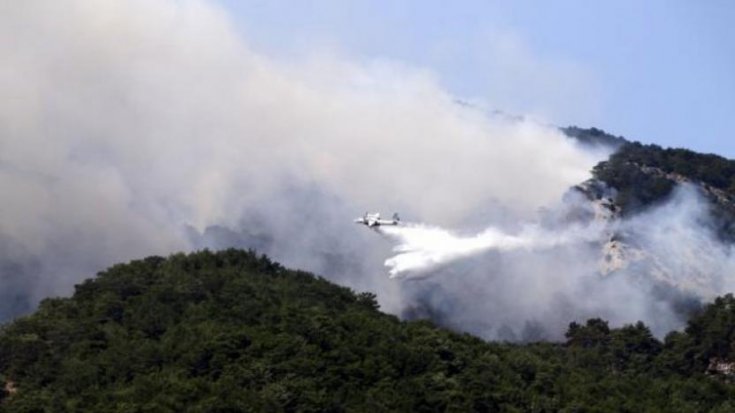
354;212;400;228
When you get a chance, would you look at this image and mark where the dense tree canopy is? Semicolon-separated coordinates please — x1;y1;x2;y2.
592;142;735;215
0;249;734;411
561;126;628;150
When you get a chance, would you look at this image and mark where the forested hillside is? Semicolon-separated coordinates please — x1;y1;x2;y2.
592;142;735;214
1;249;734;412
560;126;735;246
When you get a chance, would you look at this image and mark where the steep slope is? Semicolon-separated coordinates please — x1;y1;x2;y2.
562;128;735;222
591;142;735;222
556;132;735;308
1;249;734;412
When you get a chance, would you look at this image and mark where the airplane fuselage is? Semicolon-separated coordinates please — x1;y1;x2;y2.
354;212;400;228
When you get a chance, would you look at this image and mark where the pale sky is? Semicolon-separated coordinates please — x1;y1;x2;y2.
218;0;735;157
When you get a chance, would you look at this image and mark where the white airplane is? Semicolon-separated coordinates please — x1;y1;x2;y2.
354;212;400;228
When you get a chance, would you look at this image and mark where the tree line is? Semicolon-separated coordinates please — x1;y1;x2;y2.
1;249;734;412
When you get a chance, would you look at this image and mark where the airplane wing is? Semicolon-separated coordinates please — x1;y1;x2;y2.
354;212;399;227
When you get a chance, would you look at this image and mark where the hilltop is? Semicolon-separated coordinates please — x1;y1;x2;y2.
563;127;735;222
1;249;734;412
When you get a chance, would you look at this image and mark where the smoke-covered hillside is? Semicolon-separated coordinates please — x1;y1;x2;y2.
371;130;735;340
2;0;735;345
575;140;735;322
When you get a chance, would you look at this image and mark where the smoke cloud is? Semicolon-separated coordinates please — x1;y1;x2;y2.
381;222;602;278
1;0;732;341
381;185;735;340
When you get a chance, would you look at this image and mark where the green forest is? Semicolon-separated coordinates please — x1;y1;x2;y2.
1;249;734;412
592;142;735;214
563;127;735;209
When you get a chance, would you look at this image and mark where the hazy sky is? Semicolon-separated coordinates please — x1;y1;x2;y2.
219;0;735;157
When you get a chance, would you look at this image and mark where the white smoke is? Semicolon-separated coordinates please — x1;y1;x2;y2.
377;185;735;339
1;0;732;342
0;0;603;319
381;222;602;278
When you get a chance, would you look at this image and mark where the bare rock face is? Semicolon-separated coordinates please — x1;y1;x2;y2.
570;166;734;303
2;379;17;401
599;238;645;275
708;358;735;379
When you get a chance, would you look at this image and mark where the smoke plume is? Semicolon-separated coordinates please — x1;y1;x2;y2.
379;185;735;339
381;222;602;278
1;0;733;341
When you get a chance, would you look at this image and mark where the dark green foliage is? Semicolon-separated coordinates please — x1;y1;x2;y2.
593;144;675;214
600;142;735;191
1;249;734;411
663;294;735;375
561;126;628;149
686;294;735;361
592;142;735;216
565;318;611;348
